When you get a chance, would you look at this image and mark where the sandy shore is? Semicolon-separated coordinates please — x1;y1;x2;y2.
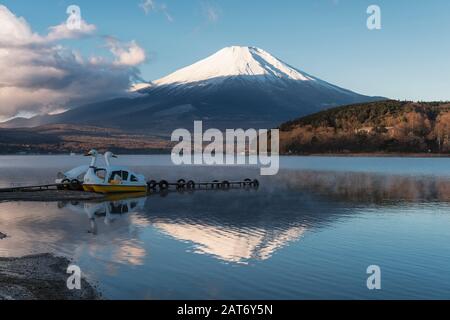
0;253;100;300
1;227;100;300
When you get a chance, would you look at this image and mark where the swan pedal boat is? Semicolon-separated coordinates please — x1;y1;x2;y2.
83;170;148;194
81;150;148;194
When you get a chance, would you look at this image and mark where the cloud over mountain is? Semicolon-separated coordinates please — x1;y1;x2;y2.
106;37;147;66
0;5;146;121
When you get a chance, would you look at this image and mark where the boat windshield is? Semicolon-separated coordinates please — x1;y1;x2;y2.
109;171;129;183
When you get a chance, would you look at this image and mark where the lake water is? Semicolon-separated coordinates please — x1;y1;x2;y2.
0;155;449;300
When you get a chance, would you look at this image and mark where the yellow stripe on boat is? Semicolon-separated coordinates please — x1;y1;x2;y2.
84;184;147;194
83;185;96;192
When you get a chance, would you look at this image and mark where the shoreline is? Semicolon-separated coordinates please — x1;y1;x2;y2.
0;253;100;300
0;191;102;300
0;152;449;158
284;152;450;158
1;227;100;300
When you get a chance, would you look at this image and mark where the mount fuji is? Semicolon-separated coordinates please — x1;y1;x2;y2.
1;46;384;133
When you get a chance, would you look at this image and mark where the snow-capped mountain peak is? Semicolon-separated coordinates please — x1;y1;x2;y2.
153;46;316;86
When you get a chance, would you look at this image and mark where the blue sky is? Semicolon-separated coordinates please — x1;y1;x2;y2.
3;0;450;101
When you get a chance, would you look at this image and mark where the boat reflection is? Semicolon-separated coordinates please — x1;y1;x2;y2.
60;193;147;235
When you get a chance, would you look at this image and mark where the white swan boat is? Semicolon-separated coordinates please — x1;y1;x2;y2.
56;150;148;194
82;150;148;194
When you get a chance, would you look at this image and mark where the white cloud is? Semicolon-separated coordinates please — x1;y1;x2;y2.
205;6;219;23
0;6;95;46
203;1;220;24
106;38;147;66
46;20;97;42
0;5;146;121
139;0;157;15
139;0;173;22
0;5;41;46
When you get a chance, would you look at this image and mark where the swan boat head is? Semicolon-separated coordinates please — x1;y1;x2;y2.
83;149;105;188
84;149;99;167
104;151;118;167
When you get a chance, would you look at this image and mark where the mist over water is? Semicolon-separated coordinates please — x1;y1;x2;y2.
0;156;449;299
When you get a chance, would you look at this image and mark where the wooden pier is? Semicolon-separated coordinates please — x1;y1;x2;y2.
0;178;259;202
0;183;65;193
147;178;259;191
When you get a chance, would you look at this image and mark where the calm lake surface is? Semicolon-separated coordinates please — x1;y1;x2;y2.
0;155;449;299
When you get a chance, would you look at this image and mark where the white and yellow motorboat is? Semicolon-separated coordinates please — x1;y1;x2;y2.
83;150;148;194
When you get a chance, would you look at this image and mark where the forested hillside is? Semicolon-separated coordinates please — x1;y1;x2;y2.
280;100;450;154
